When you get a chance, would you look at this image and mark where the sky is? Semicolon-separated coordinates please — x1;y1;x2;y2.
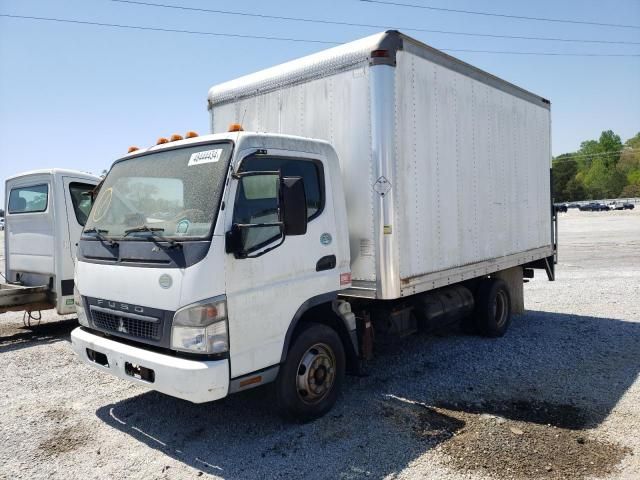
1;0;639;200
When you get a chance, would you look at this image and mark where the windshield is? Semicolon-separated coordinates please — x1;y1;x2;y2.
85;142;232;239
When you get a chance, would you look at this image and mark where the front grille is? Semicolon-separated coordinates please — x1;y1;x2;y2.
91;308;161;341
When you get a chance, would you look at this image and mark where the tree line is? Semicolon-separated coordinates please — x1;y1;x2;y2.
553;131;640;202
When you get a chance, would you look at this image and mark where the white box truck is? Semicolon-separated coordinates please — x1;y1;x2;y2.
71;31;556;420
2;169;100;316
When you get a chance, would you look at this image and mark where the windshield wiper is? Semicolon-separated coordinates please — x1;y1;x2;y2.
124;225;164;235
83;228;118;247
124;225;180;248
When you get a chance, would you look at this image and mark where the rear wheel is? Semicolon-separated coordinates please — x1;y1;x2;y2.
275;323;345;421
474;278;512;337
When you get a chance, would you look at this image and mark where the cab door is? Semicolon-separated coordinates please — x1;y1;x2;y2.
224;150;339;378
58;176;96;312
61;177;96;262
5;176;54;284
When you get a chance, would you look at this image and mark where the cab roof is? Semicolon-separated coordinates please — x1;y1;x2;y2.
5;168;101;183
120;131;335;163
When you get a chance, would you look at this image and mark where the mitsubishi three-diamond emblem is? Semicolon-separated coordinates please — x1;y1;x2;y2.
117;318;127;333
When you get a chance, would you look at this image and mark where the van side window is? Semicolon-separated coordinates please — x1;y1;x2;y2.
239;157;324;221
69;182;96;226
8;184;48;214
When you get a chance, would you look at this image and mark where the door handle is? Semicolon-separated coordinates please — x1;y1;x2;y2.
316;255;336;272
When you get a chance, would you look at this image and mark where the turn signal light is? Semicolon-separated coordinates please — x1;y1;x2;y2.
128;146;139;153
228;123;243;132
239;375;262;388
185;131;199;138
170;134;183;142
157;137;169;145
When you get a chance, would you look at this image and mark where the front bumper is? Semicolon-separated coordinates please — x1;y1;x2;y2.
71;327;229;403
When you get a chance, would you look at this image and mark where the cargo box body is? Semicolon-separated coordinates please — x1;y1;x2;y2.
208;31;553;300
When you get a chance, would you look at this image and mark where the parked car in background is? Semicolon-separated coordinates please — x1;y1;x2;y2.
579;202;609;212
623;202;635;210
609;202;625;211
567;203;580;209
554;203;568;213
0;217;4;231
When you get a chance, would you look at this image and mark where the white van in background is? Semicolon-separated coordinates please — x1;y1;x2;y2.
2;169;100;315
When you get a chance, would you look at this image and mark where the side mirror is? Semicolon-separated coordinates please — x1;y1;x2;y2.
281;176;307;236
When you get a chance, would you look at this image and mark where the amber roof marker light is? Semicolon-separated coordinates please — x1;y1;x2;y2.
370;49;390;58
127;146;140;153
228;123;243;132
156;137;169;145
170;134;184;142
185;131;199;138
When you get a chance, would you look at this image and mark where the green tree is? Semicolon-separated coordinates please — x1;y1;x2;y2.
564;178;586;201
583;158;626;198
618;132;640;188
576;130;626;198
628;170;640;185
552;155;578;201
557;131;639;200
621;184;640;198
597;130;623;168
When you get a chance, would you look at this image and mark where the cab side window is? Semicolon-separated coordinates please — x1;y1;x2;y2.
239;156;324;220
8;184;48;213
232;157;324;252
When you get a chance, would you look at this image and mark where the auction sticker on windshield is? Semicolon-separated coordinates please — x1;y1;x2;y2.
188;149;223;166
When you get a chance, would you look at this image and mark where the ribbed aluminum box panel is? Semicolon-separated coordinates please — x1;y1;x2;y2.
208;32;553;299
394;50;551;280
209;35;383;283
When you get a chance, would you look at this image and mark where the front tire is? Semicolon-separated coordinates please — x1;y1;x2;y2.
275;323;345;421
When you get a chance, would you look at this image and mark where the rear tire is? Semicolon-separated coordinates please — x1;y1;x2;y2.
474;278;512;337
275;322;345;421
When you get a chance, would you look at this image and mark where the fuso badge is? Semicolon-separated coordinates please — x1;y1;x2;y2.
320;233;332;246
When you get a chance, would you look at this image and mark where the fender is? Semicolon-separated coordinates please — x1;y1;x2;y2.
279;291;339;363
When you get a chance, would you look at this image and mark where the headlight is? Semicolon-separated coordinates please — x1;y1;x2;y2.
171;296;228;354
74;286;89;327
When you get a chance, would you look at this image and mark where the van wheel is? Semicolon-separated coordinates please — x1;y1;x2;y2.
275;323;345;421
474;278;512;337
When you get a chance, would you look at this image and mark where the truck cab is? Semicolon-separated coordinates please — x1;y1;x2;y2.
71;132;353;419
3;169;100;315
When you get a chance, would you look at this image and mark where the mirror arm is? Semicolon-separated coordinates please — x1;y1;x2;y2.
235;222;282;228
232;170;280;180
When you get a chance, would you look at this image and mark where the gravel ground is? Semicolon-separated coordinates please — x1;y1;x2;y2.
1;209;639;480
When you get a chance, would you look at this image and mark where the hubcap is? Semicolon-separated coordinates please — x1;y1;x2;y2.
493;290;508;328
296;343;336;405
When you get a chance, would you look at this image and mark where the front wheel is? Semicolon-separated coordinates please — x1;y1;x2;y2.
275;323;345;421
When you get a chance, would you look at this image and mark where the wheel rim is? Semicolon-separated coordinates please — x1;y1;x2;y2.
296;343;336;405
493;289;508;328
